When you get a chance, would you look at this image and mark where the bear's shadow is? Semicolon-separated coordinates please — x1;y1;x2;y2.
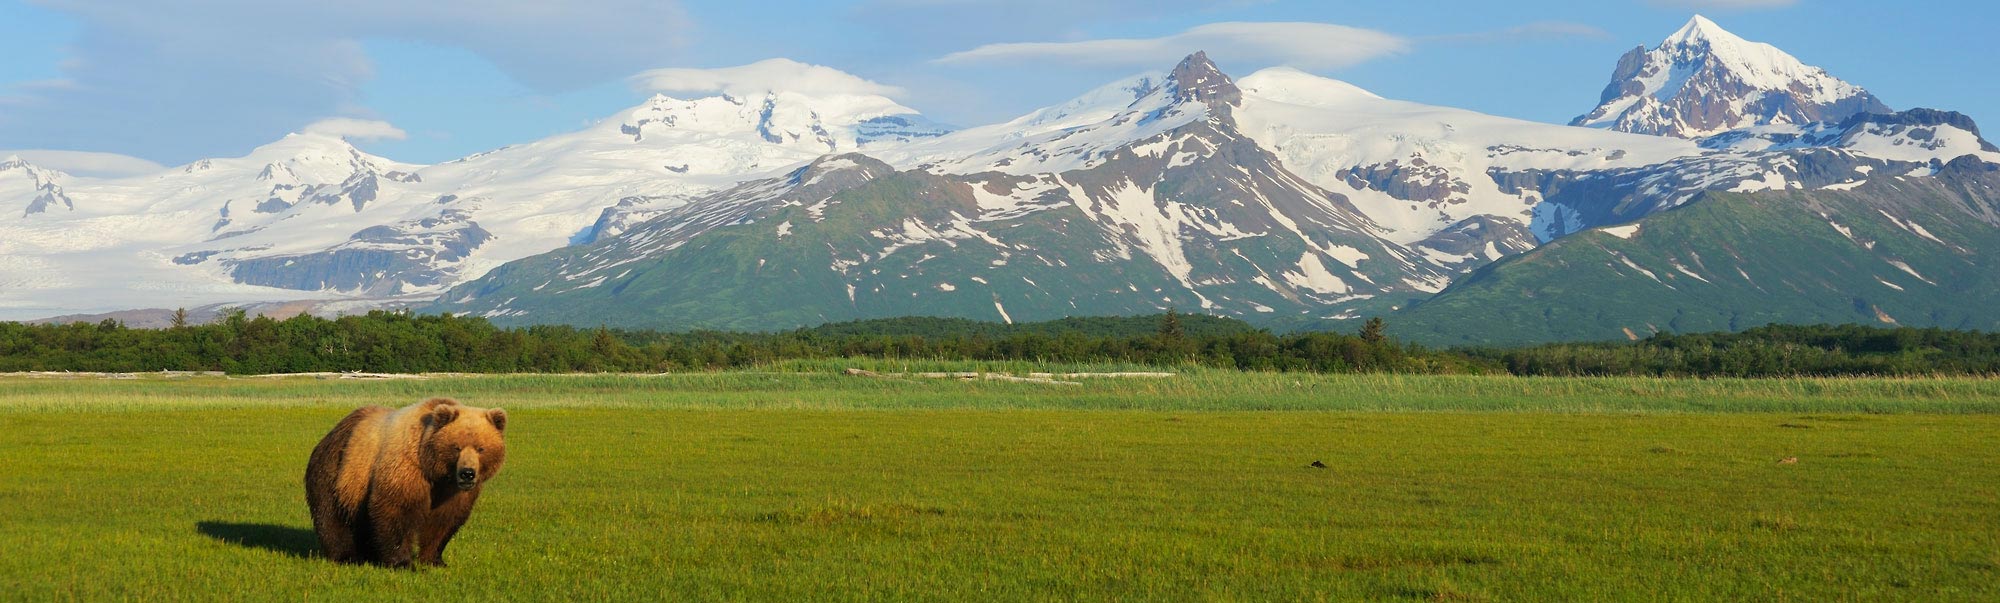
196;521;320;559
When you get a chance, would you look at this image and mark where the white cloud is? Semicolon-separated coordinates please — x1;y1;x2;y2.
631;59;906;98
300;118;409;142
859;0;1262;40
0;1;690;164
1648;0;1798;9
1428;21;1613;44
935;22;1408;70
0;150;165;178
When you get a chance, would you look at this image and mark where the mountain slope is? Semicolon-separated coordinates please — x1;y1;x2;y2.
435;55;1448;328
1573;15;1889;139
0;73;950;319
1390;156;2000;346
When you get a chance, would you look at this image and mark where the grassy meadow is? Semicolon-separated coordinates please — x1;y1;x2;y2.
2;367;1997;601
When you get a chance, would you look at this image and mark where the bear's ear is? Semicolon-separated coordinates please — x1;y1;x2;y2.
425;404;460;429
487;408;507;433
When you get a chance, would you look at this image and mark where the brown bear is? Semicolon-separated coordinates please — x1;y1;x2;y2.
304;397;508;567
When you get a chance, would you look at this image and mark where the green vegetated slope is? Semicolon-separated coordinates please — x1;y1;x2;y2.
1392;158;2000;347
451;171;1140;329
797;313;1259;339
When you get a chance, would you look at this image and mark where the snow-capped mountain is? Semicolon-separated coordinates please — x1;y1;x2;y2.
3;16;1995;334
0;78;948;319
1573;15;1890;139
431;46;1997;329
438;54;1454;326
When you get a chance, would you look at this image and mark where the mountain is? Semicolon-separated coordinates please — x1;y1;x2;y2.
1391;154;2000;346
5;17;1995;342
435;54;1449;328
0;77;948;319
433;44;1996;332
0;135;430;317
1573;15;1890;139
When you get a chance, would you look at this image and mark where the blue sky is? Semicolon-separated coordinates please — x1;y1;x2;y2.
2;0;1995;173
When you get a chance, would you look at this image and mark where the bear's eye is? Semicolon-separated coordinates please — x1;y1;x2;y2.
476;446;485;453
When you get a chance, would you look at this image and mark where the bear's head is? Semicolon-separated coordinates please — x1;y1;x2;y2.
419;399;508;492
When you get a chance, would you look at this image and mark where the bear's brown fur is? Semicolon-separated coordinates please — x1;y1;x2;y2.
304;397;508;567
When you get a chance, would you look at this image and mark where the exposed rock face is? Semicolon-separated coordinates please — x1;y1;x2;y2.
1832;109;2000;154
1340;158;1472;205
1168;51;1243;110
219;209;494;295
578;195;692;245
1700;108;2000;156
24;187;75;216
1494;149;1922;237
1410;216;1537;274
3;157;75;217
1572;15;1889;139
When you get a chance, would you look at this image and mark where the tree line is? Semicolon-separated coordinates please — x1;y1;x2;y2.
0;311;1994;377
1467;323;2000;377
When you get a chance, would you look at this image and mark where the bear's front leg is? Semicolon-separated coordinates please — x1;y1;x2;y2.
418;521;464;567
419;487;480;567
369;501;422;569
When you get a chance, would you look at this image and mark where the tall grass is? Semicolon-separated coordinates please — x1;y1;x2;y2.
2;364;1995;414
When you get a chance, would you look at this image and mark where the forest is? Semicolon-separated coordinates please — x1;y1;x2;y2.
1;311;1994;377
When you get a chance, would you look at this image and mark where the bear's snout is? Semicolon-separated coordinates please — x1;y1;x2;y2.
455;447;481;490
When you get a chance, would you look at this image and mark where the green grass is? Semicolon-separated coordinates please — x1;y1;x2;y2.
2;371;1998;601
4;365;2000;414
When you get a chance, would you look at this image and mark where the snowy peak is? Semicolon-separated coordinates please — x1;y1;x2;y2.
1026;74;1164;128
2;156;61;181
614;87;943;152
1573;15;1889;139
899;54;1230;175
1168;51;1242;109
1234;67;1383;106
1661;14;1736;46
242;133;410;180
1655;15;1861;102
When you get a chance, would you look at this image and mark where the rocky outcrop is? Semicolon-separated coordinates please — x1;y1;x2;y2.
1411;216;1537;273
3;157;75;217
219;209;493;295
1340;158;1471;206
1168;51;1242;110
